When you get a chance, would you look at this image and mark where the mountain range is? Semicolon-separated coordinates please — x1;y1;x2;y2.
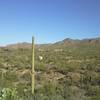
1;37;100;49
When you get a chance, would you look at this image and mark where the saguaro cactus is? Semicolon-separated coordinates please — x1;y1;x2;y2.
32;36;35;95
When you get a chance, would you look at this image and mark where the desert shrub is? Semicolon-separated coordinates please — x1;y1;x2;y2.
35;61;46;71
91;96;100;100
0;88;21;100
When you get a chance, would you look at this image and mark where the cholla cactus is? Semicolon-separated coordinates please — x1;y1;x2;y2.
32;37;34;95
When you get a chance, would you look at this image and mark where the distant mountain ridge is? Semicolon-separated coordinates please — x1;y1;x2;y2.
1;37;100;49
6;42;32;49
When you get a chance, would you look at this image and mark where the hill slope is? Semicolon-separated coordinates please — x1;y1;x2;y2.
0;37;100;100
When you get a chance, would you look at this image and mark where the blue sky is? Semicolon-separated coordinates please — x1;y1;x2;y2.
0;0;100;45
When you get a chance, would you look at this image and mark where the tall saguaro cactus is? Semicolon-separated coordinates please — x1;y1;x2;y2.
32;36;35;95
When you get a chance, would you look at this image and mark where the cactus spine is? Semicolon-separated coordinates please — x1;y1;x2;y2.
32;36;35;95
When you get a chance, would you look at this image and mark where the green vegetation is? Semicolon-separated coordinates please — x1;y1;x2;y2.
0;38;100;100
0;88;21;100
